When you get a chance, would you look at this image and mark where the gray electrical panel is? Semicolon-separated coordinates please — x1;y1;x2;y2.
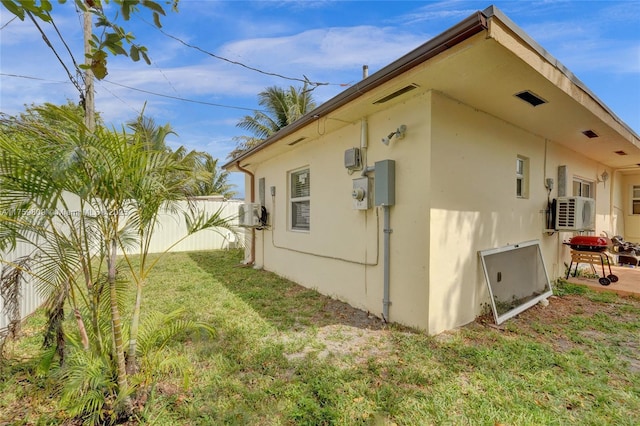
258;177;266;205
374;160;395;206
557;165;567;197
344;148;362;171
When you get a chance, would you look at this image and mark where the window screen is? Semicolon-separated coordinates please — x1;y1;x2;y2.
633;185;640;215
479;240;553;325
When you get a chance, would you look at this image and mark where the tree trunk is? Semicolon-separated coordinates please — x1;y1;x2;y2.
83;7;95;131
107;238;131;412
73;308;89;351
126;278;143;375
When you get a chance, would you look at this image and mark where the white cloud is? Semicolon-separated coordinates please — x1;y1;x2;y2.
391;0;478;26
217;25;426;80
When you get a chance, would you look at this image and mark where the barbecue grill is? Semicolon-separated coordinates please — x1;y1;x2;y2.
567;236;610;252
565;236;618;286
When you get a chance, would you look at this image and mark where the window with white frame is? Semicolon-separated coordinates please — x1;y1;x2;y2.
516;156;529;198
633;185;640;215
290;167;310;231
573;177;594;198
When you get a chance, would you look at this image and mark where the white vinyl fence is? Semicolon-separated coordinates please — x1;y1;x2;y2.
0;240;43;336
119;198;242;254
0;197;242;336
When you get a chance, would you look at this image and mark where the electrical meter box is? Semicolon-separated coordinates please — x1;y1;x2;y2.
352;177;371;210
344;148;362;171
374;160;395;206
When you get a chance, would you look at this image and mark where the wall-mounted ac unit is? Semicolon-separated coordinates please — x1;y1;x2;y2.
555;196;595;231
238;203;263;228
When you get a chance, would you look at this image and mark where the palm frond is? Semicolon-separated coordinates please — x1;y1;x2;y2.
135;309;215;357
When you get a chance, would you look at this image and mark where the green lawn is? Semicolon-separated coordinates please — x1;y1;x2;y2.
1;250;639;425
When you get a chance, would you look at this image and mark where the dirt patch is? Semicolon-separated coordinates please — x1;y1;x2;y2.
281;296;406;364
473;294;640;373
292;292;640;372
284;324;393;365
314;297;387;330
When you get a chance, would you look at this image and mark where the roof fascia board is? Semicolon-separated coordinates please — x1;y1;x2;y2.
223;10;488;170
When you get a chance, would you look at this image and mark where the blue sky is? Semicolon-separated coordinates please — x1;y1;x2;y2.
1;1;639;196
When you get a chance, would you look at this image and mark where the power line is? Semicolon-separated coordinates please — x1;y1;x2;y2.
0;15;18;30
0;73;68;83
24;10;85;101
102;80;264;112
1;73;265;113
144;18;351;90
47;10;85;87
94;81;141;116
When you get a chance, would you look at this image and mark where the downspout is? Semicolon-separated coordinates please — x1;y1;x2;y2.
236;161;255;265
382;205;391;322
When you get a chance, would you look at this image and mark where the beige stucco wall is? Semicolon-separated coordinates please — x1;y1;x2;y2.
247;89;434;329
427;92;615;334
621;173;640;242
242;89;619;334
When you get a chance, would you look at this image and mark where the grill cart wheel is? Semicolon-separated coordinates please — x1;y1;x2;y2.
599;277;611;286
607;274;619;283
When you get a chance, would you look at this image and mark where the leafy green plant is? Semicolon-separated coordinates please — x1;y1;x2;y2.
0;105;233;423
57;308;213;425
0;0;178;80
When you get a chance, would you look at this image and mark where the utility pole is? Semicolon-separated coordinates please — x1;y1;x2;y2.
83;5;95;131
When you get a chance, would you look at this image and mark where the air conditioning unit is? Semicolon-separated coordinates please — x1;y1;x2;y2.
555;196;595;231
238;203;263;228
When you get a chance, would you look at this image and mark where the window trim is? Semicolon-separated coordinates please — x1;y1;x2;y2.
289;167;310;232
573;177;594;199
516;156;529;199
632;185;640;215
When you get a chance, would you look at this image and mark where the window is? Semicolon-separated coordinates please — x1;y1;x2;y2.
516;156;529;198
290;168;310;231
573;177;594;198
633;185;640;215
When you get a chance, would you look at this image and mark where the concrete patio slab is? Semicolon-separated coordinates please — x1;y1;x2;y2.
565;264;640;297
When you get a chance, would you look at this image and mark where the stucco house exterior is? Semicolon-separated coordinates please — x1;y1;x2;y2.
223;6;640;334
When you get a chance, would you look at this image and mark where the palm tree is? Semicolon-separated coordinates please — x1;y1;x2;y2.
231;84;316;158
126;109;175;152
193;153;236;198
127;112;236;198
0;105;229;421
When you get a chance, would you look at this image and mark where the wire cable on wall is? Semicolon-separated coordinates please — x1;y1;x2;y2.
268;194;380;266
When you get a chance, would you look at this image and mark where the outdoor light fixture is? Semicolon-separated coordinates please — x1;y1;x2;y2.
597;170;609;185
381;125;407;145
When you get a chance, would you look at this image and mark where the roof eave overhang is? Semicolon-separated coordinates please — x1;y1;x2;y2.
223;5;640;172
222;10;488;171
483;5;640;145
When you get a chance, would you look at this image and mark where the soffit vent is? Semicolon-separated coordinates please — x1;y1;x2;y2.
582;130;599;138
288;137;306;146
514;90;547;107
615;150;628;156
373;84;420;104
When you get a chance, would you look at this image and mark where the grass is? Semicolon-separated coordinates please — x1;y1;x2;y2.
1;250;639;425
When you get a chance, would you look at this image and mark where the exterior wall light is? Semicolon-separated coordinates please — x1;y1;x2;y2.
381;125;407;145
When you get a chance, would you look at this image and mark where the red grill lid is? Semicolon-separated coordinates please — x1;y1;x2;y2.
569;236;609;247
